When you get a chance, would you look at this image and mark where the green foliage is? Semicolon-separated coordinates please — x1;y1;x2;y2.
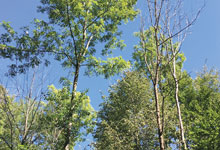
0;1;138;149
85;56;131;78
133;27;186;80
39;85;96;149
0;84;96;149
0;85;19;149
0;85;43;150
133;27;187;148
2;1;220;150
0;0;138;77
94;71;158;150
181;68;220;149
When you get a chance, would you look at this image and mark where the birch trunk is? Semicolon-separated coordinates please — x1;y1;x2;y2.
172;54;187;150
153;83;165;150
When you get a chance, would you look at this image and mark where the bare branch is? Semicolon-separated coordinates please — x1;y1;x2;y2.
159;4;204;46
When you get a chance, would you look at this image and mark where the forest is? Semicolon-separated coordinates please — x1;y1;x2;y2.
0;0;220;150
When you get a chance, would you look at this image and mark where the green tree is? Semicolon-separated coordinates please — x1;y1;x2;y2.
0;0;138;149
181;68;220;149
0;83;95;150
0;85;15;150
39;85;96;150
94;71;158;150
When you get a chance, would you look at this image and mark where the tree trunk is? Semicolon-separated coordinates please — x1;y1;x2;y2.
153;83;165;150
172;55;187;150
63;63;80;150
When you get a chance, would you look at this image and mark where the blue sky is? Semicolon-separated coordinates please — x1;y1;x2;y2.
183;0;220;74
1;0;220;149
1;0;220;106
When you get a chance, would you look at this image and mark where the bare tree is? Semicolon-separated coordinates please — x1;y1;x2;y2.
0;68;47;149
138;0;204;149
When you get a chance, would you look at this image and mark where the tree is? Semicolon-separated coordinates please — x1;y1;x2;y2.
133;0;203;149
39;85;96;150
0;0;138;149
94;71;158;150
0;75;96;150
180;67;220;149
0;85;16;150
0;70;48;150
133;28;186;149
0;85;42;150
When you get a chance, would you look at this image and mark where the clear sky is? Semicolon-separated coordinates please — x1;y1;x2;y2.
1;0;220;149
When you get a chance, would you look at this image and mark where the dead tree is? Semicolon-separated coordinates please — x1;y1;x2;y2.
0;68;45;149
139;0;204;149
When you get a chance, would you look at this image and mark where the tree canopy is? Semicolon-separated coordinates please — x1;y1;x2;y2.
1;0;220;150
